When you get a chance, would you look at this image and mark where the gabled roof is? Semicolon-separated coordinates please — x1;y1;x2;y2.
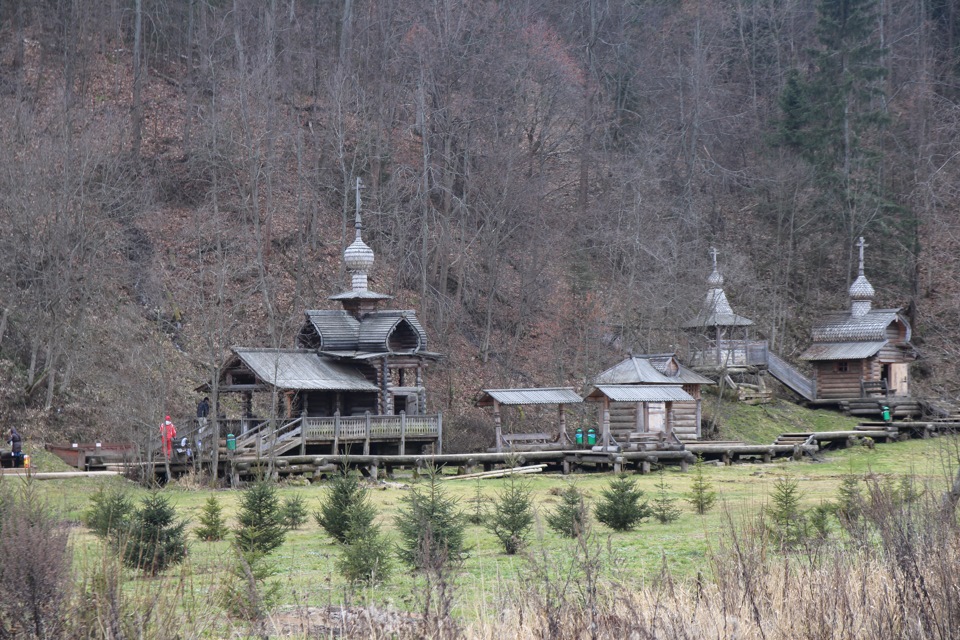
585;385;694;403
301;309;428;354
475;388;584;407
594;357;676;385
231;348;379;391
642;354;715;385
799;341;887;361
594;355;713;386
810;309;907;343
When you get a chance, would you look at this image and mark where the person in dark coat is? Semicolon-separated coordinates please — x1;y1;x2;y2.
8;427;22;465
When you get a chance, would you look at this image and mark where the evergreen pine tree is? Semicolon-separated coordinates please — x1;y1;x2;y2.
595;474;651;532
280;493;309;530
466;479;486;526
651;467;682;524
546;483;589;538
768;476;807;548
686;456;718;515
487;475;534;554
122;492;188;575
195;496;229;541
84;486;134;540
336;501;392;585
394;466;466;568
235;481;286;557
835;473;863;523
314;469;372;543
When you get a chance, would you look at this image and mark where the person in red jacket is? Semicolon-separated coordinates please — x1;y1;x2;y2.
160;416;177;457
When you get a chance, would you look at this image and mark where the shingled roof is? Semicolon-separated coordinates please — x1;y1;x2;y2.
232;348;379;391
808;309;906;343
301;309;428;354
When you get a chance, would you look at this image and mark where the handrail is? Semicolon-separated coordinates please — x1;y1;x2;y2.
303;414;440;440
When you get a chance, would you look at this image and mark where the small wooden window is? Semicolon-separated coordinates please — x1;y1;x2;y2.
835;361;849;373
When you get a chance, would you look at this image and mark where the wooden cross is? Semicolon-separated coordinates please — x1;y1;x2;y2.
709;247;719;271
857;236;867;275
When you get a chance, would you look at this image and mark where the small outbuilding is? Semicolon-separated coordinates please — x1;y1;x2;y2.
475;387;583;452
585;354;714;448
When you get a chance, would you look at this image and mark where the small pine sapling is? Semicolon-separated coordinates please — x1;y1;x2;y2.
314;469;370;543
595;474;651;532
235;481;286;557
84;486;134;540
651;467;681;524
487;475;534;554
466;480;486;525
768;476;807;548
336;501;392;585
280;493;309;530
395;466;466;568
686;456;718;515
546;483;588;538
195;496;229;541
122;492;188;575
834;473;863;523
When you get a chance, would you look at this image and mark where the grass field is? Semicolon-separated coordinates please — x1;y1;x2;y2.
9;430;959;630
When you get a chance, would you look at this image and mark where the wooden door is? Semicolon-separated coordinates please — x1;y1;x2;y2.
647;402;666;433
888;363;909;396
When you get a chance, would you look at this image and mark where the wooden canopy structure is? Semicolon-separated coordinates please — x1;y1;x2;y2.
799;237;917;404
476;387;583;452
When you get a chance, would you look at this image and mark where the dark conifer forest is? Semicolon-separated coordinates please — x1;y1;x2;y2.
1;0;959;442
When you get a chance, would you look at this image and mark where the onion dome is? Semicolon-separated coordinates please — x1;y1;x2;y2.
344;232;375;274
849;237;874;317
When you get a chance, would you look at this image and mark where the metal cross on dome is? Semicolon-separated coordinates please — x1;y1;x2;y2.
709;246;719;270
354;177;365;232
857;236;867;275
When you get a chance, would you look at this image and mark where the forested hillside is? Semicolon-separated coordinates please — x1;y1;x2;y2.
1;0;959;443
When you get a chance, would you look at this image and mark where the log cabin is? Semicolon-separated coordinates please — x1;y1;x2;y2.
585;354;714;447
207;180;442;456
799;237;917;409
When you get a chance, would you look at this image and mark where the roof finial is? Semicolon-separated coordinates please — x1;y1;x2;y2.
857;236;867;277
354;177;364;239
707;247;723;287
709;246;719;271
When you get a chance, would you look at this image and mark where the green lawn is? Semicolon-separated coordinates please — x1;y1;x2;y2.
11;430;959;628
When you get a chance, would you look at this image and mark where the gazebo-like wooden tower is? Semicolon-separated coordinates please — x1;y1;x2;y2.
682;248;767;370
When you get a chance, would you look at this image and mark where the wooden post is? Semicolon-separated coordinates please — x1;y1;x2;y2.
494;400;503;453
300;418;306;456
558;404;567;443
562;459;571;474
333;411;340;455
400;411;406;456
436;412;443;454
602;396;611;449
635;401;643;433
640;460;651;474
679;457;690;472
364;411;371;456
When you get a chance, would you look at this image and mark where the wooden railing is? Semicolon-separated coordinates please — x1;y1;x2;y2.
302;413;441;440
689;340;768;367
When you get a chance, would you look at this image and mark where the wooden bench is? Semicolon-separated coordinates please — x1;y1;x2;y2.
495;431;567;452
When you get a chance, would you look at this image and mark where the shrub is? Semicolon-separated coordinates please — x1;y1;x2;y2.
835;473;863;523
686;456;718;515
487;475;534;554
235;481;285;556
546;483;589;538
280;493;309;530
595;474;651;531
768;476;807;548
395;466;466;568
466;479;487;525
314;469;371;543
337;503;392;585
0;485;71;639
218;553;282;620
84;485;134;540
651;467;682;524
122;492;188;575
195;495;229;541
